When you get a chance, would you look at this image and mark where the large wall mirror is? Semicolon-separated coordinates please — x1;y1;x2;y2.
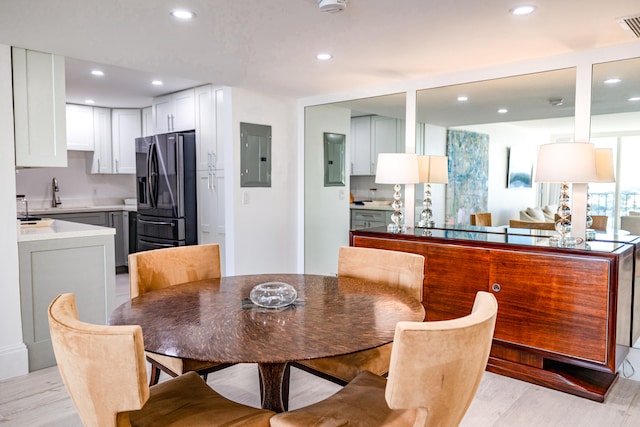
415;68;576;227
304;93;406;274
589;57;640;232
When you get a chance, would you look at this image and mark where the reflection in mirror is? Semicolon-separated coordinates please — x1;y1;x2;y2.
590;57;640;232
415;68;576;228
304;93;406;275
332;93;407;203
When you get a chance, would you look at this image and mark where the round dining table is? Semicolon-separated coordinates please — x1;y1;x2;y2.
109;273;425;413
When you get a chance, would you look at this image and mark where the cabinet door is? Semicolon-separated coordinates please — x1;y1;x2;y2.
350;116;372;175
425;244;490;320
90;107;112;173
153;94;172;133
66;104;94;151
172;88;196;132
111;109;140;174
12;47;67;167
142;106;155;137
489;250;611;363
108;211;127;267
371;116;399;171
195;85;215;171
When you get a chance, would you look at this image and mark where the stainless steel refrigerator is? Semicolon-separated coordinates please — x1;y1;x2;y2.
135;131;198;251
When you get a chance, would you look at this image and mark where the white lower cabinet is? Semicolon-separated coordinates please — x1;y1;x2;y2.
18;233;115;371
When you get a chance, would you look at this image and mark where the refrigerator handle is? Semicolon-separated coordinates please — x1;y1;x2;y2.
147;142;157;207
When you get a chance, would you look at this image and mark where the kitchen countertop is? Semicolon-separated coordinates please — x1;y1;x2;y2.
350;203;393;211
27;204;137;215
18;219;116;242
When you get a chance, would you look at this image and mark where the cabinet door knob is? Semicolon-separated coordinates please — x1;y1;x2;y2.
491;283;501;292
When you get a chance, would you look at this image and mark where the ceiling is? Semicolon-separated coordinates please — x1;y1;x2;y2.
0;1;638;112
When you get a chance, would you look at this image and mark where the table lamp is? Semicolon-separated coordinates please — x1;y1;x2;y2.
417;155;448;228
535;142;598;248
375;153;419;233
585;148;616;239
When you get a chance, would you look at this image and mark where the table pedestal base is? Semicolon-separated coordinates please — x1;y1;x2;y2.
257;362;290;413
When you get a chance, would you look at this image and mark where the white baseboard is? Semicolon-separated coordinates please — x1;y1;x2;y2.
0;342;29;380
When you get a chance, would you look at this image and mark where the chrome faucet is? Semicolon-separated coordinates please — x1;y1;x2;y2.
51;177;62;207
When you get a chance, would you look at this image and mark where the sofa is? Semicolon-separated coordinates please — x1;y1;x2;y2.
621;211;640;236
519;205;557;223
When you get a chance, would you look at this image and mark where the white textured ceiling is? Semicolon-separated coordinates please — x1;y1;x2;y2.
0;0;638;119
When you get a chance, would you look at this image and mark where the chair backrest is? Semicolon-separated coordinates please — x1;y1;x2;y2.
48;293;149;427
129;244;221;298
385;291;498;427
338;246;425;301
509;219;556;230
590;215;608;231
470;213;492;226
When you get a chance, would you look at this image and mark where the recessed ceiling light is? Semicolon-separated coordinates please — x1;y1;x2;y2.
604;78;621;84
629;96;640;102
91;70;104;76
510;5;536;15
170;9;196;20
497;108;508;114
85;99;95;105
316;53;332;61
152;80;163;86
457;96;468;102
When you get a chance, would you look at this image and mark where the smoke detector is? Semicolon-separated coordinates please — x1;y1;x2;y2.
318;0;347;13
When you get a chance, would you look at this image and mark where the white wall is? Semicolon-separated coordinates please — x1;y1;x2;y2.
229;87;298;274
15;151;135;209
304;104;351;275
0;44;29;380
457;122;550;226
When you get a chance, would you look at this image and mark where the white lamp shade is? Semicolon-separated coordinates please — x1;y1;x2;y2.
595;148;615;183
375;153;419;184
534;142;598;183
418;155;449;184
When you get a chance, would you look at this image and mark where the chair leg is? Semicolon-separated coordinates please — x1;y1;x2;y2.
149;363;162;386
201;373;208;382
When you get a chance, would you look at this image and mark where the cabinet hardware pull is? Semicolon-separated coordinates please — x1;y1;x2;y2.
491;283;501;292
139;218;176;227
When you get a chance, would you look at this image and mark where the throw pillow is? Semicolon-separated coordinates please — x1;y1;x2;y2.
525;207;546;222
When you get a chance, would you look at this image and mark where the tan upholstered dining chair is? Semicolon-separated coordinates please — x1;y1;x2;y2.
589;215;608;231
128;244;232;385
48;293;274;427
271;291;498;427
292;246;425;385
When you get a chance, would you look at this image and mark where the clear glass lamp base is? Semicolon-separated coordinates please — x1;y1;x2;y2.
549;235;582;248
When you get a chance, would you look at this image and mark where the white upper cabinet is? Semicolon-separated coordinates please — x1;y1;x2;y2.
142;106;154;137
66;104;95;151
12;47;67;167
153;88;195;133
350;116;372;175
195;85;218;171
111;109;140;174
350;115;405;176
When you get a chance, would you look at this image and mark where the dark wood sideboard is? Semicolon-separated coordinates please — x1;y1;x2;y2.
350;226;640;402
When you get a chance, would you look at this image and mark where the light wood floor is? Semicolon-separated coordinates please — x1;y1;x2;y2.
2;362;640;426
2;273;640;425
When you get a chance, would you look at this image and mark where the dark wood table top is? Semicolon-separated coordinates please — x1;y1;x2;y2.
109;273;426;364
